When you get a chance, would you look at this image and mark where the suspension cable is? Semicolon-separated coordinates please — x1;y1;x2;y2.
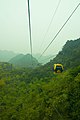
39;54;56;64
27;0;33;59
39;0;62;52
38;3;80;59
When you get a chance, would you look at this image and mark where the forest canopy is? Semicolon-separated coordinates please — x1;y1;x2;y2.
0;38;80;120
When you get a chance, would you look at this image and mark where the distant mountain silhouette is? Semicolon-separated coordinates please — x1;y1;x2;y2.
0;50;17;62
47;38;80;70
9;54;39;68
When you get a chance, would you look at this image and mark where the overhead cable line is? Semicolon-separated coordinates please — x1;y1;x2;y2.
27;0;33;59
40;54;56;64
38;3;80;59
39;0;62;52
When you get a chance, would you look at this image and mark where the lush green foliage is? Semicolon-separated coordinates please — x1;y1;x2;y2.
0;62;80;120
0;38;80;120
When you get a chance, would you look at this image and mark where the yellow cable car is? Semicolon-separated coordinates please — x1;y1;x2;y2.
53;64;63;73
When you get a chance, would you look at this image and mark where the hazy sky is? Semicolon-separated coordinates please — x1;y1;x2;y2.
0;0;80;56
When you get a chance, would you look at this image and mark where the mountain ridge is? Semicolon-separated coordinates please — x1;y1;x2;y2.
9;53;39;68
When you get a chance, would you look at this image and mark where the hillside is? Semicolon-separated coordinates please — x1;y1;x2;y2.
46;38;80;70
0;38;80;120
0;62;80;120
0;50;17;62
26;38;80;80
9;54;40;68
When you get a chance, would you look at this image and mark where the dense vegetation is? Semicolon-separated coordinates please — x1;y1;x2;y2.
0;63;80;120
0;38;80;120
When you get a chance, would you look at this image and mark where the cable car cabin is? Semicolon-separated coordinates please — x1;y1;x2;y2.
53;64;63;73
